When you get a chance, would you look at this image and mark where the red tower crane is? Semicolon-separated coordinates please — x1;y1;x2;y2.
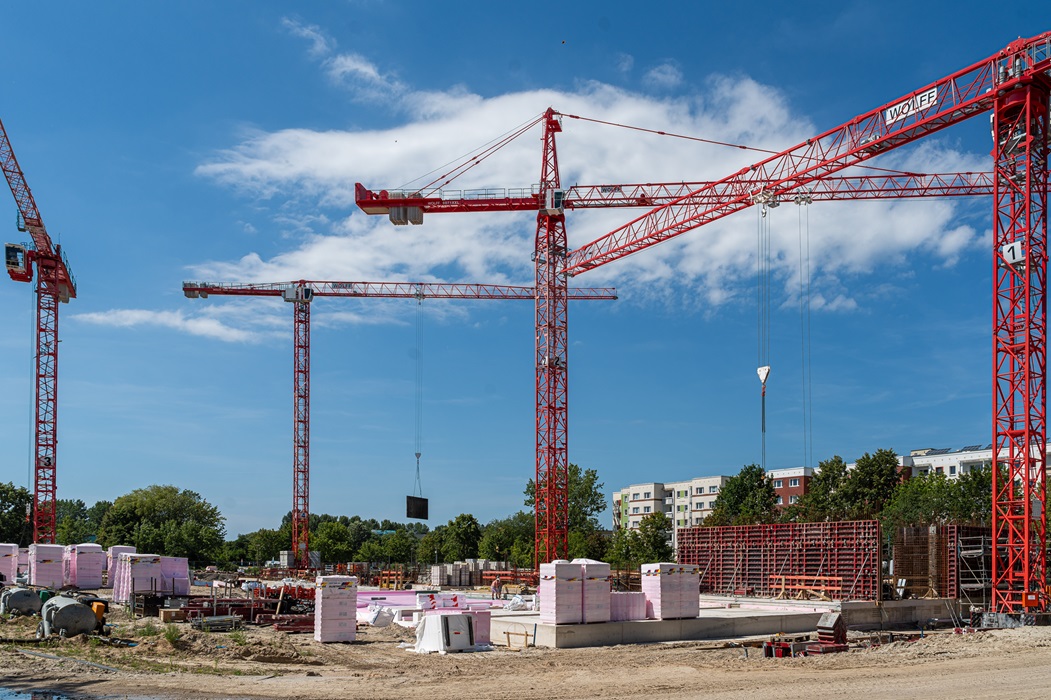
1;117;76;545
357;33;1051;612
555;34;1050;615
182;279;616;569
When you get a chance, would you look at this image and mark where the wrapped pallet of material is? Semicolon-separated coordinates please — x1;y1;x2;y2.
0;543;18;585
609;591;647;621
572;558;611;624
678;564;700;619
18;548;29;575
539;560;582;625
113;553;161;603
159;556;190;595
106;545;135;589
29;544;65;589
641;562;681;620
66;544;105;589
314;575;357;643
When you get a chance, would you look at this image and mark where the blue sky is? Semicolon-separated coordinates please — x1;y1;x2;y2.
0;3;1045;538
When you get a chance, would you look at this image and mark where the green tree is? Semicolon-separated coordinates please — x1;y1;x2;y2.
524;463;606;533
479;511;534;565
55;498;90;545
949;465;993;524
312;521;355;563
606;527;642;570
442;513;482;562
791;455;849;522
634;512;674;563
879;472;956;530
383;529;417;564
568;529;611;561
838;448;901;519
220;533;251;568
416;527;445;565
97;485;226;564
706;464;778;526
0;482;32;547
244;528;284;564
356;539;386;563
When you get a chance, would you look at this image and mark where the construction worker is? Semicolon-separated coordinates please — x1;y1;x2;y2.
491;576;504;600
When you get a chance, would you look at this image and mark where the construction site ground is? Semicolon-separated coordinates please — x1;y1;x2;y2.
3;605;1051;699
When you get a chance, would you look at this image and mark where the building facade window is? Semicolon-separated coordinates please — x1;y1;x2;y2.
773;480;783;489
776;496;783;505
709;501;716;509
709;486;719;493
694;503;703;510
632;507;640;514
789;478;800;488
632;493;639;500
644;506;651;513
789;495;799;504
950;465;957;475
696;487;704;495
644;491;651;498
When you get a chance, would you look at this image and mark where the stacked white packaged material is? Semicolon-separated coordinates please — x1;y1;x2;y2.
572;558;611;624
106;546;135;589
641;563;699;620
539;561;583;625
159;556;190;595
29;544;65;588
641;563;679;620
678;564;700;619
609;591;647;621
114;553;162;603
0;543;18;585
314;575;357;643
67;544;105;589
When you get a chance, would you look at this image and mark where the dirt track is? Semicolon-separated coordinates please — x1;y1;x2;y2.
4;610;1051;699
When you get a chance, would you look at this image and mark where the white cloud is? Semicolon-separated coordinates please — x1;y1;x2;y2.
73;309;265;343
617;53;634;73
189;43;992;327
644;63;683;89
281;17;333;58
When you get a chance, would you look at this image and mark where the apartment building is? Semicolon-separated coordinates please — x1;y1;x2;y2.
612;475;728;551
767;466;814;507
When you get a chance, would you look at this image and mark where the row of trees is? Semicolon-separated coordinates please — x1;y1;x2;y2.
705;449;993;530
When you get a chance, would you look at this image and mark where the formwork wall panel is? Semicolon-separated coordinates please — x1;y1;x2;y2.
678;521;881;601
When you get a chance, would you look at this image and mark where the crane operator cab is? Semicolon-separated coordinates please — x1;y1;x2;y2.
5;243;28;279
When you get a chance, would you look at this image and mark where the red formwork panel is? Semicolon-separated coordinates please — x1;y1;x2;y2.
677;521;881;601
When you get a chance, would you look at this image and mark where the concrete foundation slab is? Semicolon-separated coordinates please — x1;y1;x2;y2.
490;596;961;648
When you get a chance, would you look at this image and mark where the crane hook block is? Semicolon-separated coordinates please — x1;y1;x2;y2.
757;366;771;385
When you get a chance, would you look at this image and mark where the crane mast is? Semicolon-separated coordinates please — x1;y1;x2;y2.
1;117;76;545
183;279;616;569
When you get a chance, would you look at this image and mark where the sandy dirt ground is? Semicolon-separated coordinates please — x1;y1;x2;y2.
3;607;1051;700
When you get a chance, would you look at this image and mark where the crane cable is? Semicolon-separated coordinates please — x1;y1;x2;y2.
796;192;815;470
756;198;773;471
413;294;424;498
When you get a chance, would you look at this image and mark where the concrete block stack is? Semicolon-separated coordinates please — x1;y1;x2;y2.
29;543;65;588
641;563;700;620
0;543;17;585
314;575;357;643
610;591;647;621
159;556;191;595
106;545;135;589
64;543;105;589
573;558;611;624
113;553;162;603
539;560;583;624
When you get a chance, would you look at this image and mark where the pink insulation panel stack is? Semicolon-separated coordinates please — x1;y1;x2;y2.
113;553;161;603
539;561;583;625
65;543;105;589
159;556;190;595
610;591;647;621
0;543;17;585
106;546;135;589
573;558;611;624
29;544;65;588
641;563;700;620
314;575;357;643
